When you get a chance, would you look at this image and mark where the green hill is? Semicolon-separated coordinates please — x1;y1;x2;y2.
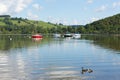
1;14;120;34
84;14;120;34
0;16;67;34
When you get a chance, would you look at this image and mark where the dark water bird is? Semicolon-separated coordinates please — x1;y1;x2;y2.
81;67;93;74
81;67;88;74
88;68;93;73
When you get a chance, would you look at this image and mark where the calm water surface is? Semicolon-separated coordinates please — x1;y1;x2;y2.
0;35;120;80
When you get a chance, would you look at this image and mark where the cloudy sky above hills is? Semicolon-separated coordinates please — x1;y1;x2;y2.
0;0;120;25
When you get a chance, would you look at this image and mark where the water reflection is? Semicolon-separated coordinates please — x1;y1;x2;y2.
0;52;93;80
1;35;120;52
0;35;53;51
81;35;120;51
0;35;120;80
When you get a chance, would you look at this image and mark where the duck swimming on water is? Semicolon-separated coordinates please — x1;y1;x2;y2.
81;67;93;74
81;67;88;74
88;68;93;73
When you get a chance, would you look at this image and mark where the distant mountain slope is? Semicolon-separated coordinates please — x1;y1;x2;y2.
85;14;120;34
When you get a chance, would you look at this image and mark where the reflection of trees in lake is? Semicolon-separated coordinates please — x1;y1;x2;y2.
82;35;120;51
0;35;54;51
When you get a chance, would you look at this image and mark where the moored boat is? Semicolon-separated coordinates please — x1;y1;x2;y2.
53;33;61;38
32;34;43;38
72;33;81;39
64;33;73;37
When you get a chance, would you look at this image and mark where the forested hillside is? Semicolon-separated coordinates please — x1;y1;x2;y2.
0;16;69;34
84;14;120;34
0;13;120;34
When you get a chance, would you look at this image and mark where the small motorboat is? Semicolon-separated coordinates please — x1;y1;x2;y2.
72;33;81;39
53;33;61;38
64;33;73;37
32;34;43;38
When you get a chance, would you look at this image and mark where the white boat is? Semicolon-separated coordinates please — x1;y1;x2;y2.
72;33;81;39
53;33;61;38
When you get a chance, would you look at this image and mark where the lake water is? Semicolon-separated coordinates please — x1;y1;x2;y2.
0;35;120;80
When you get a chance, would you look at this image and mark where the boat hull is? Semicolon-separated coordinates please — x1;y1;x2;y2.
72;34;81;39
53;34;61;38
32;34;43;38
64;34;72;37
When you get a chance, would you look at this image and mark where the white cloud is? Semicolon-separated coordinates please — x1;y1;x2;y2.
113;2;120;8
47;16;70;25
95;5;107;12
87;17;99;24
27;12;39;20
0;0;32;15
32;4;43;11
91;17;99;22
87;0;93;4
73;19;79;25
0;3;8;14
62;19;69;25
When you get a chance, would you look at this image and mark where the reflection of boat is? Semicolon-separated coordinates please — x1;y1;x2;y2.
72;34;81;39
32;34;43;38
53;33;61;38
32;37;42;41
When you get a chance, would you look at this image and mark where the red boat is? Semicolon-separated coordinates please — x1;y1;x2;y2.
32;34;43;38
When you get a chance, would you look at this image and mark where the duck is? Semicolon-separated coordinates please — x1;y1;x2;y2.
88;68;93;73
81;67;88;74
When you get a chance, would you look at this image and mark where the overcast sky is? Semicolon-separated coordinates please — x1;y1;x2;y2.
0;0;120;25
